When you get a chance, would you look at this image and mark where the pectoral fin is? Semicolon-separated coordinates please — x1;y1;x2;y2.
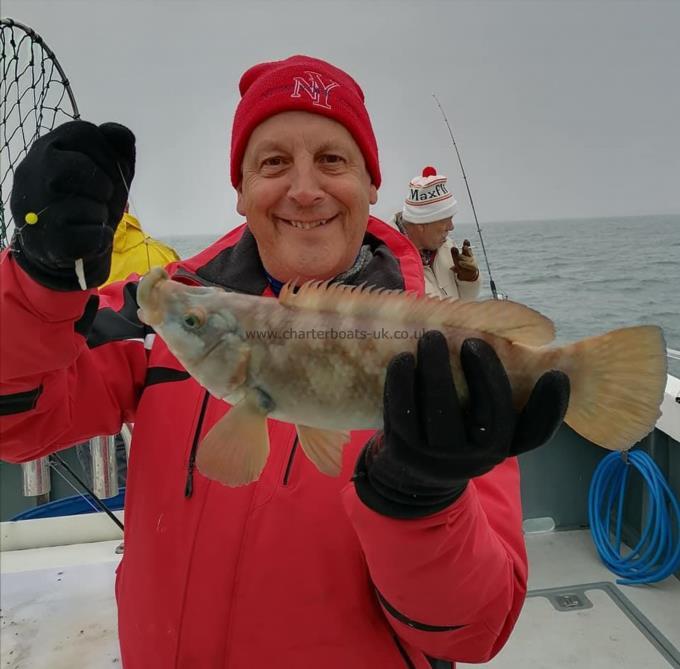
196;394;270;487
296;425;350;477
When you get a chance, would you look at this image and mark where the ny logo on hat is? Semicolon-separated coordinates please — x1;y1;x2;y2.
291;71;339;109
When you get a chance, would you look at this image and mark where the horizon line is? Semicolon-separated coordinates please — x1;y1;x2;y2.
157;212;680;238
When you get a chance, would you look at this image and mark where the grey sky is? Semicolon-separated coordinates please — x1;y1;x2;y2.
4;0;679;237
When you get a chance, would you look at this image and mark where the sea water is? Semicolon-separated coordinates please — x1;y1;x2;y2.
161;214;680;377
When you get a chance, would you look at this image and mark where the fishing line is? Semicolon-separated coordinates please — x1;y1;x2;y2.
50;453;125;532
432;93;502;300
118;167;151;274
48;459;102;514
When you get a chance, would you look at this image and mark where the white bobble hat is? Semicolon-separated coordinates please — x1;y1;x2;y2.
402;166;458;224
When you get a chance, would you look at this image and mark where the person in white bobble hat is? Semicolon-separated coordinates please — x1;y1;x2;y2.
392;166;481;300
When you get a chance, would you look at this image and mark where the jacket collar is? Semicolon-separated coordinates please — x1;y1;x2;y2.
173;218;422;296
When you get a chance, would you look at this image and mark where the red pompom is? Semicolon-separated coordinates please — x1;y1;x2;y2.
422;166;437;177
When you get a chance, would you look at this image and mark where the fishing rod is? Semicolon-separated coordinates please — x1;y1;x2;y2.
432;93;502;300
50;453;125;532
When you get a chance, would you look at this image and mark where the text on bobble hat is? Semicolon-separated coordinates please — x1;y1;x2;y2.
402;165;458;224
409;181;450;204
291;71;339;109
407;166;451;205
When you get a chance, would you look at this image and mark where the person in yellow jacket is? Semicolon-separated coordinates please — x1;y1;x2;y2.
102;206;180;287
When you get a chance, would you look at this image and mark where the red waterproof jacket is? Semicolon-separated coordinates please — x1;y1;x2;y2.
0;218;528;669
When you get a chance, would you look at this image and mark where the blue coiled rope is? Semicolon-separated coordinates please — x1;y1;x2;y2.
588;449;680;585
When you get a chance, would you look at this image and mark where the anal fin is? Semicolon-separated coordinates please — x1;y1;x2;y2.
296;425;350;477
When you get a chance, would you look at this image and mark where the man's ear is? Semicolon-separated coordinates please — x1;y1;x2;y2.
369;184;378;206
236;184;246;216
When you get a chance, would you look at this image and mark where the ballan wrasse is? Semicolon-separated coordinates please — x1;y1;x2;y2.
137;266;667;487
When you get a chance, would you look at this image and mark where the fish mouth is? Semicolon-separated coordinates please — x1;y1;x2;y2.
137;266;170;326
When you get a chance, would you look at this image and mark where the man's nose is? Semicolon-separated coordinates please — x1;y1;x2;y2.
447;219;454;231
288;163;325;208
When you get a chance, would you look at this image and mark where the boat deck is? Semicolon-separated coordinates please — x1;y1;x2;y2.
1;529;678;668
460;529;680;668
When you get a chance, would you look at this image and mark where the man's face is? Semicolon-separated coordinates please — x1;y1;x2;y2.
405;217;454;251
237;111;378;283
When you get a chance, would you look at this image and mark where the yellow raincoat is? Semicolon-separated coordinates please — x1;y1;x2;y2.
101;213;180;287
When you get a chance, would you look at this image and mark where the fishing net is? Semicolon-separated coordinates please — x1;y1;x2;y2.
0;18;79;250
0;18;84;509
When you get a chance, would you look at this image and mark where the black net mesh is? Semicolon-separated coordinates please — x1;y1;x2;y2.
1;18;79;250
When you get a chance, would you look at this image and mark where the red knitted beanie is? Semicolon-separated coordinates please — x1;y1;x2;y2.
230;55;381;188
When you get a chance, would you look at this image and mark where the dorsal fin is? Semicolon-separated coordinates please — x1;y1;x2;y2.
278;280;555;346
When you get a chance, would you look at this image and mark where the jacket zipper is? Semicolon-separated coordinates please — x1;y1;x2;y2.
282;436;299;485
184;391;210;498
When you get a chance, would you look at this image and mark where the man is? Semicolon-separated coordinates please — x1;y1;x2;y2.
393;166;481;299
0;55;569;668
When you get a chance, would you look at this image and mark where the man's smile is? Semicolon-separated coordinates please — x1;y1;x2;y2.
274;213;339;230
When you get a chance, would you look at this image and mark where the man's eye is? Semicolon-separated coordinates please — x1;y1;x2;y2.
262;156;283;167
320;154;344;164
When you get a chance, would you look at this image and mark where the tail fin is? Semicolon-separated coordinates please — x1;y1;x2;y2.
560;325;667;450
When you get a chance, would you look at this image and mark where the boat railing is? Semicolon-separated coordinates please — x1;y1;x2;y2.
20;436;122;502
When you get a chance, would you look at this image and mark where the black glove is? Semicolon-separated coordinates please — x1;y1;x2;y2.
353;332;570;519
10;120;136;290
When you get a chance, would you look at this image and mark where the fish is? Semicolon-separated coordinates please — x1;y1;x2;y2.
136;266;667;487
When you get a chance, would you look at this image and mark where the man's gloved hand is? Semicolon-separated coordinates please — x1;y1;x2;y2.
451;239;479;282
10;120;136;291
353;331;570;519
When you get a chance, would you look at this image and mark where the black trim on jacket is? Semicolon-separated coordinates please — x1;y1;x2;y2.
0;385;43;416
74;294;100;337
376;590;466;633
87;282;153;349
185;391;211;498
393;635;416;669
144;367;191;387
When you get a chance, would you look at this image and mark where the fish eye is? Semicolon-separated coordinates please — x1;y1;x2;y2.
183;310;206;329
